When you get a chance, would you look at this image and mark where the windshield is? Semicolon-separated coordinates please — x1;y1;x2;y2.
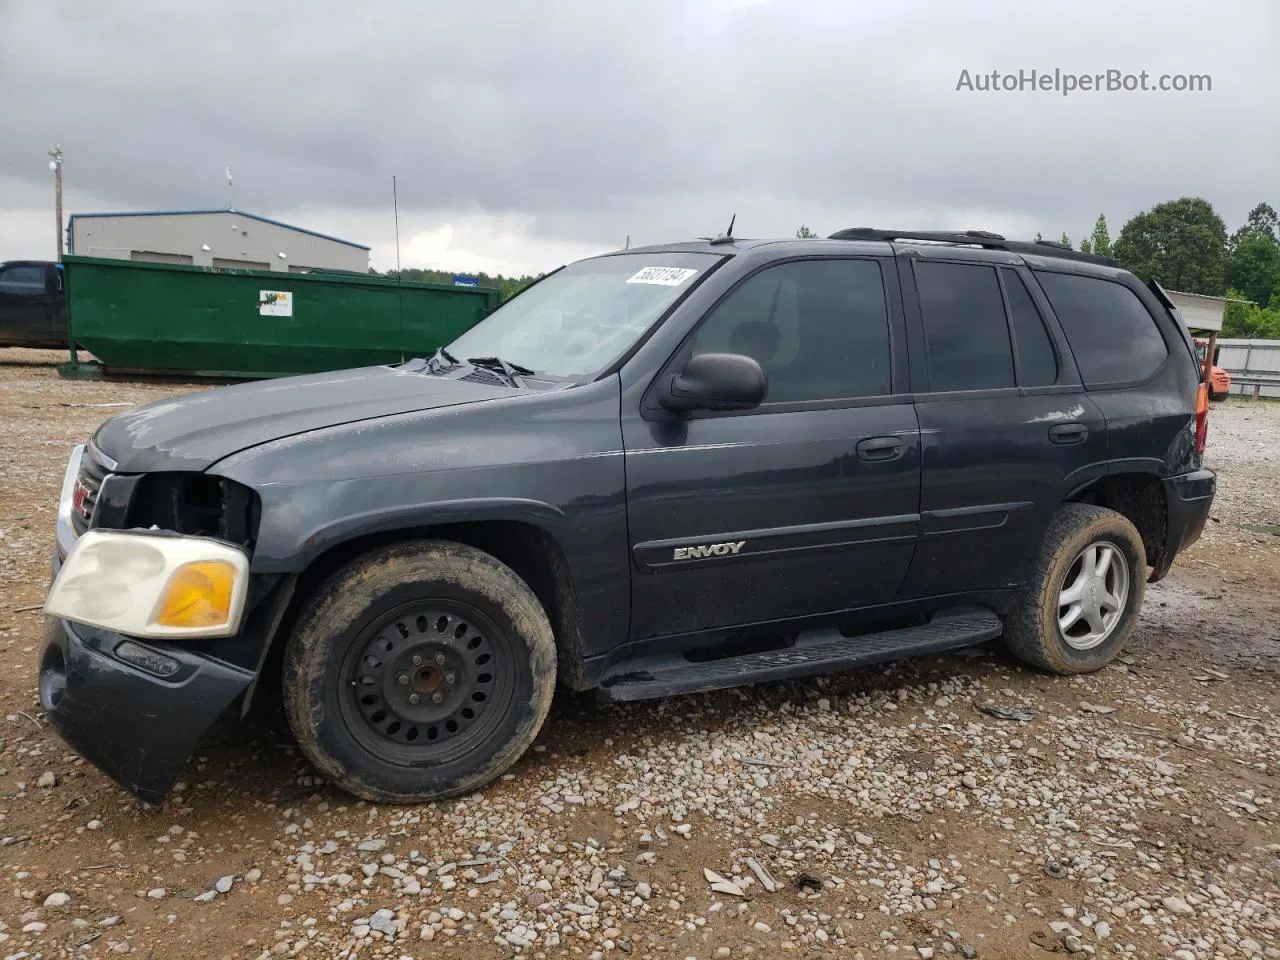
446;252;721;378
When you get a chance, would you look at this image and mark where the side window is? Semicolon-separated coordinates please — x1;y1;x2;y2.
914;261;1014;391
691;259;892;402
1034;272;1169;386
0;264;47;295
1001;269;1058;387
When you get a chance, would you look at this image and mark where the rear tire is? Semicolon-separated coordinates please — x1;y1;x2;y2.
282;539;556;803
1004;504;1146;674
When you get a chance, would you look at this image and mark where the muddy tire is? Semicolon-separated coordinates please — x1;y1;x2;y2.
1004;504;1147;674
282;539;556;803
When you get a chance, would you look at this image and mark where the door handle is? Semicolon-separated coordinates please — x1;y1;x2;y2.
1048;423;1088;444
856;436;904;461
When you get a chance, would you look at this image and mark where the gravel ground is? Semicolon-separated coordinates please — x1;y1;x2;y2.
0;349;1277;960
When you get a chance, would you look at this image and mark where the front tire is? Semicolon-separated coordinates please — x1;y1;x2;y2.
1004;504;1146;674
282;540;556;803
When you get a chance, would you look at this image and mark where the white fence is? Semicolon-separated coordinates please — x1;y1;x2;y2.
1216;338;1280;399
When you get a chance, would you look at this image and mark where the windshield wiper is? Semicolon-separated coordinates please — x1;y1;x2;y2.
467;356;533;387
425;346;460;373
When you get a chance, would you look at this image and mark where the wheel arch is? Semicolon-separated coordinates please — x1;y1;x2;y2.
257;516;588;702
1064;471;1168;578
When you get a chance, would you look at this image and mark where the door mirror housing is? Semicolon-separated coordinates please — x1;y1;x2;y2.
659;352;767;413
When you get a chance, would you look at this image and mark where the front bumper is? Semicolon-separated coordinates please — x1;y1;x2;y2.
40;616;254;803
1150;467;1216;582
39;443;280;807
39;615;255;806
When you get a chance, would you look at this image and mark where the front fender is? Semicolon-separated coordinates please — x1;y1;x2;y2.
263;496;569;573
206;380;632;663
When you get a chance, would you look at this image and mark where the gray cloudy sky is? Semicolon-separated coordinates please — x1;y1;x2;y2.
2;0;1276;275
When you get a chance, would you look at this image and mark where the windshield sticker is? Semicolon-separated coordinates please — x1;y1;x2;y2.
626;266;698;286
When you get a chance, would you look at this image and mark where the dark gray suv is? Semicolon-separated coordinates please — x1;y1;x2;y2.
39;228;1216;806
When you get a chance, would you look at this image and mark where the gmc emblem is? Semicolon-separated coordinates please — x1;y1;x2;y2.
672;540;746;561
72;478;91;519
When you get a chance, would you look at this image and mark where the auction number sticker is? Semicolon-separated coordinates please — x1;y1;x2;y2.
626;266;698;286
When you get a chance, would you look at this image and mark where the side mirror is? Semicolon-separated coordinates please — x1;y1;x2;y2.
659;352;767;413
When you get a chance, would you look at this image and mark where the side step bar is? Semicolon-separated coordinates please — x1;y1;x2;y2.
598;607;1002;703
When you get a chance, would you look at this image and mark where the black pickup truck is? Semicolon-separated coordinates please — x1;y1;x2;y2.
38;228;1216;807
0;260;67;349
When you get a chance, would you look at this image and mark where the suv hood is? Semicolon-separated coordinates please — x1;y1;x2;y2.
93;364;512;473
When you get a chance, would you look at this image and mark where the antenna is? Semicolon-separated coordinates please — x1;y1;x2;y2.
226;165;233;210
706;213;738;245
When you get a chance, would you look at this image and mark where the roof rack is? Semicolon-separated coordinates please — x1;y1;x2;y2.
826;227;1117;266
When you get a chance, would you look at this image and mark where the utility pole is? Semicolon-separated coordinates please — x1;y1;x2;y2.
48;145;64;261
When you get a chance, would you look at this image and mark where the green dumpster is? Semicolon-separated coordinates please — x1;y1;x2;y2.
60;255;501;379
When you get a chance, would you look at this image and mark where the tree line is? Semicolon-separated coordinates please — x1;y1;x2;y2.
1068;200;1279;339
374;266;541;302
802;199;1280;339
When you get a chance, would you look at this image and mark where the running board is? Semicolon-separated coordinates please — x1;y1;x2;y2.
598;608;1003;703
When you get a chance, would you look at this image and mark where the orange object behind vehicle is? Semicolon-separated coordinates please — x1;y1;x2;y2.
1194;338;1232;399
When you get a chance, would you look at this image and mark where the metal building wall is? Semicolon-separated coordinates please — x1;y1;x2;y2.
69;211;369;273
1217;339;1280;398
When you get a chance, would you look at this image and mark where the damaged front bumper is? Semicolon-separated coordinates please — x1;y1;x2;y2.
38;444;292;807
39;614;255;806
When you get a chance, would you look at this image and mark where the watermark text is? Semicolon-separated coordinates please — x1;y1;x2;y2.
956;68;1211;96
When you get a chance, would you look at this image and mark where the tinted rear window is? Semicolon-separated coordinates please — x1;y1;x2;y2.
914;261;1014;391
1034;272;1169;386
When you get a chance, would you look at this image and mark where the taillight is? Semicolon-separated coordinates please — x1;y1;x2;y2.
1194;382;1209;455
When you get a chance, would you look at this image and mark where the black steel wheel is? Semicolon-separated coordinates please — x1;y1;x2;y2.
340;601;514;764
283;540;557;803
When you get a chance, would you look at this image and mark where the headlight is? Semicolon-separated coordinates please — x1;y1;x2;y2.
44;530;249;639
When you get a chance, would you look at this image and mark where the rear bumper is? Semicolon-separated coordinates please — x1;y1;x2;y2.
1151;467;1216;582
39;614;254;806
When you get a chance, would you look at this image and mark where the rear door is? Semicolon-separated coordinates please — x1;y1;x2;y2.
0;262;56;345
898;255;1108;597
1033;268;1192;476
623;255;921;640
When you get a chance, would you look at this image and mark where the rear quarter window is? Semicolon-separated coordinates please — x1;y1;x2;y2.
1034;272;1169;386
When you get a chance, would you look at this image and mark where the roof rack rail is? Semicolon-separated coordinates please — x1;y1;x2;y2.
826;227;1117;266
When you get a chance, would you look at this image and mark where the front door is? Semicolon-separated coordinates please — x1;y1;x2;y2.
899;257;1109;597
622;256;921;641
